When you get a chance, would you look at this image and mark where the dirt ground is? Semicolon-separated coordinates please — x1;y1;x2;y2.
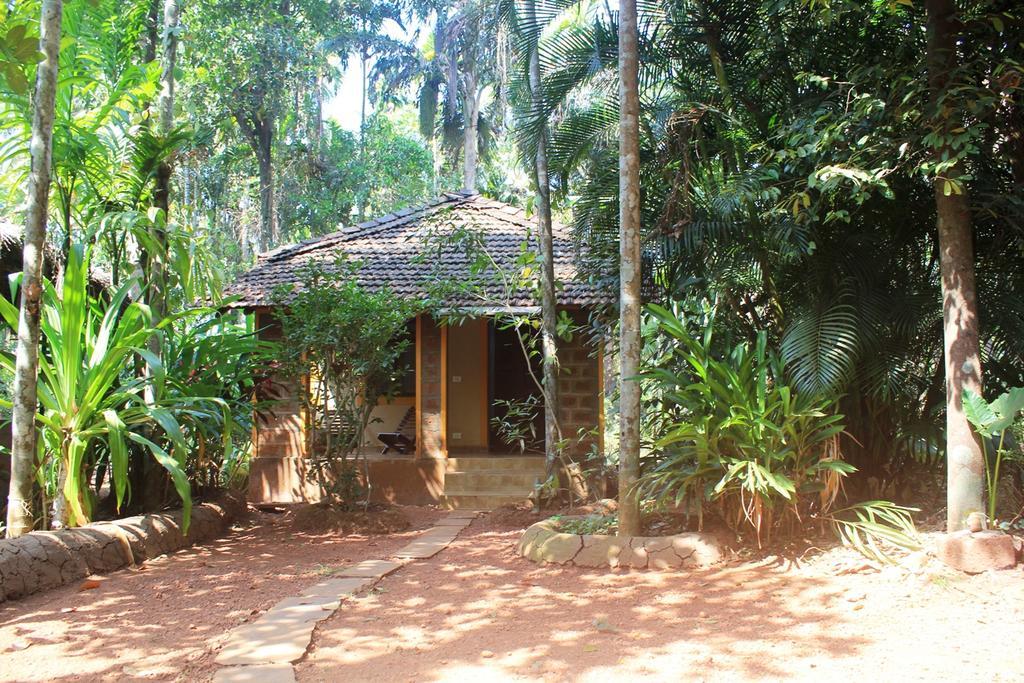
0;505;444;682
2;505;1023;683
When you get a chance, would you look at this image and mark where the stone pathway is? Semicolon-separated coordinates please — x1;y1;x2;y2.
211;510;477;683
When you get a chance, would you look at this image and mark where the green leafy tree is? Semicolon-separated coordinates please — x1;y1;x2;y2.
182;0;348;251
272;257;415;506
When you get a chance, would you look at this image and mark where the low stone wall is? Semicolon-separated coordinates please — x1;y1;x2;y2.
0;497;243;604
517;516;724;569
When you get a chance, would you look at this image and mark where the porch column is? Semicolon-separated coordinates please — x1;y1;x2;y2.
416;314;445;459
556;311;603;464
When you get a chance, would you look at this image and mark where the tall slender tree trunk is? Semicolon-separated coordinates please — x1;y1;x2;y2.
257;132;276;251
463;70;479;192
356;40;368;221
617;0;642;536
235;107;277;253
149;0;179;324
157;0;179;136
525;0;562;485
925;0;985;532
6;0;64;538
311;74;323;155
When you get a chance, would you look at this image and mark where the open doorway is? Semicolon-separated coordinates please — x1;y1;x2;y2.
488;321;545;454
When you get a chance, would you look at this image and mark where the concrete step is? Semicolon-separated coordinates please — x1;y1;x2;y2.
445;456;545;473
441;493;531;510
445;470;544;492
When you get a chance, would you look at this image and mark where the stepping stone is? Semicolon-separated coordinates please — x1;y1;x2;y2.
299;577;373;601
336;559;403;579
213;664;295;683
215;618;316;665
394;539;450;559
267;596;340;621
446;511;478;520
419;527;459;539
433;518;473;527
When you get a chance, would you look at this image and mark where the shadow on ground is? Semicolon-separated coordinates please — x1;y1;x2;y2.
0;507;443;683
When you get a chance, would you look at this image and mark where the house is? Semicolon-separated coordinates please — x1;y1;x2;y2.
225;191;609;508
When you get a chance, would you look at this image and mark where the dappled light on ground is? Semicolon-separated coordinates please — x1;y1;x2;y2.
0;506;443;682
297;519;1024;683
1;507;1021;682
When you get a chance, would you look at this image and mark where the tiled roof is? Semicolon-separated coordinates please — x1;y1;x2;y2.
224;191;611;309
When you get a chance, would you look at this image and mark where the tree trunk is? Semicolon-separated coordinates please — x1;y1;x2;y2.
463;69;479;193
157;0;179;136
257;124;276;251
525;0;562;485
925;0;985;532
234;107;277;253
356;43;368;221
617;0;642;536
6;0;64;538
311;74;323;155
149;0;179;324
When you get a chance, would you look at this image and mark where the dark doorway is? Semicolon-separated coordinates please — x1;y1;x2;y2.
488;321;545;454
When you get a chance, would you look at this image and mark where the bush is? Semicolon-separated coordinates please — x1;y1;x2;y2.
272;257;415;507
639;303;860;547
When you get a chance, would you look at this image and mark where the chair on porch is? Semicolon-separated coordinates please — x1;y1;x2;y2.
377;406;416;455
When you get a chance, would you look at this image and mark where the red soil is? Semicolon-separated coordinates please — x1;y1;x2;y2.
1;505;1022;682
0;505;443;682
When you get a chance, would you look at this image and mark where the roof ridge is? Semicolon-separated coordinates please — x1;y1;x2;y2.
263;192;473;263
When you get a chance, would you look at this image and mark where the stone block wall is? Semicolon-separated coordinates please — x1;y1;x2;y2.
249;310;317;504
555;314;603;464
0;497;243;603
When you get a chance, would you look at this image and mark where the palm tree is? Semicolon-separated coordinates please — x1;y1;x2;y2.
6;0;64;538
617;0;642;536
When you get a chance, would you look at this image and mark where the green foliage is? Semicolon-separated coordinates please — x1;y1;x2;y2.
553;513;617;536
272;256;416;506
963;387;1024;522
160;310;279;491
0;6;42;96
827;501;922;565
491;395;543;454
638;303;852;546
518;0;1024;502
0;247;194;528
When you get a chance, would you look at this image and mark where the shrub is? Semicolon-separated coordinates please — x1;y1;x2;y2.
0;247;222;529
638;303;918;555
272;257;415;507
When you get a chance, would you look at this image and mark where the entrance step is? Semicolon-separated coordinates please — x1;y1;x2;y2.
444;470;544;493
442;493;532;510
445;456;545;473
442;457;545;509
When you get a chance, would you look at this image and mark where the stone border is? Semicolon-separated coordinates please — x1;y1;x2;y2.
516;516;723;569
0;497;244;603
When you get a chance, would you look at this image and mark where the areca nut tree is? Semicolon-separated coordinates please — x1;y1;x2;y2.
6;0;64;538
618;0;642;536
